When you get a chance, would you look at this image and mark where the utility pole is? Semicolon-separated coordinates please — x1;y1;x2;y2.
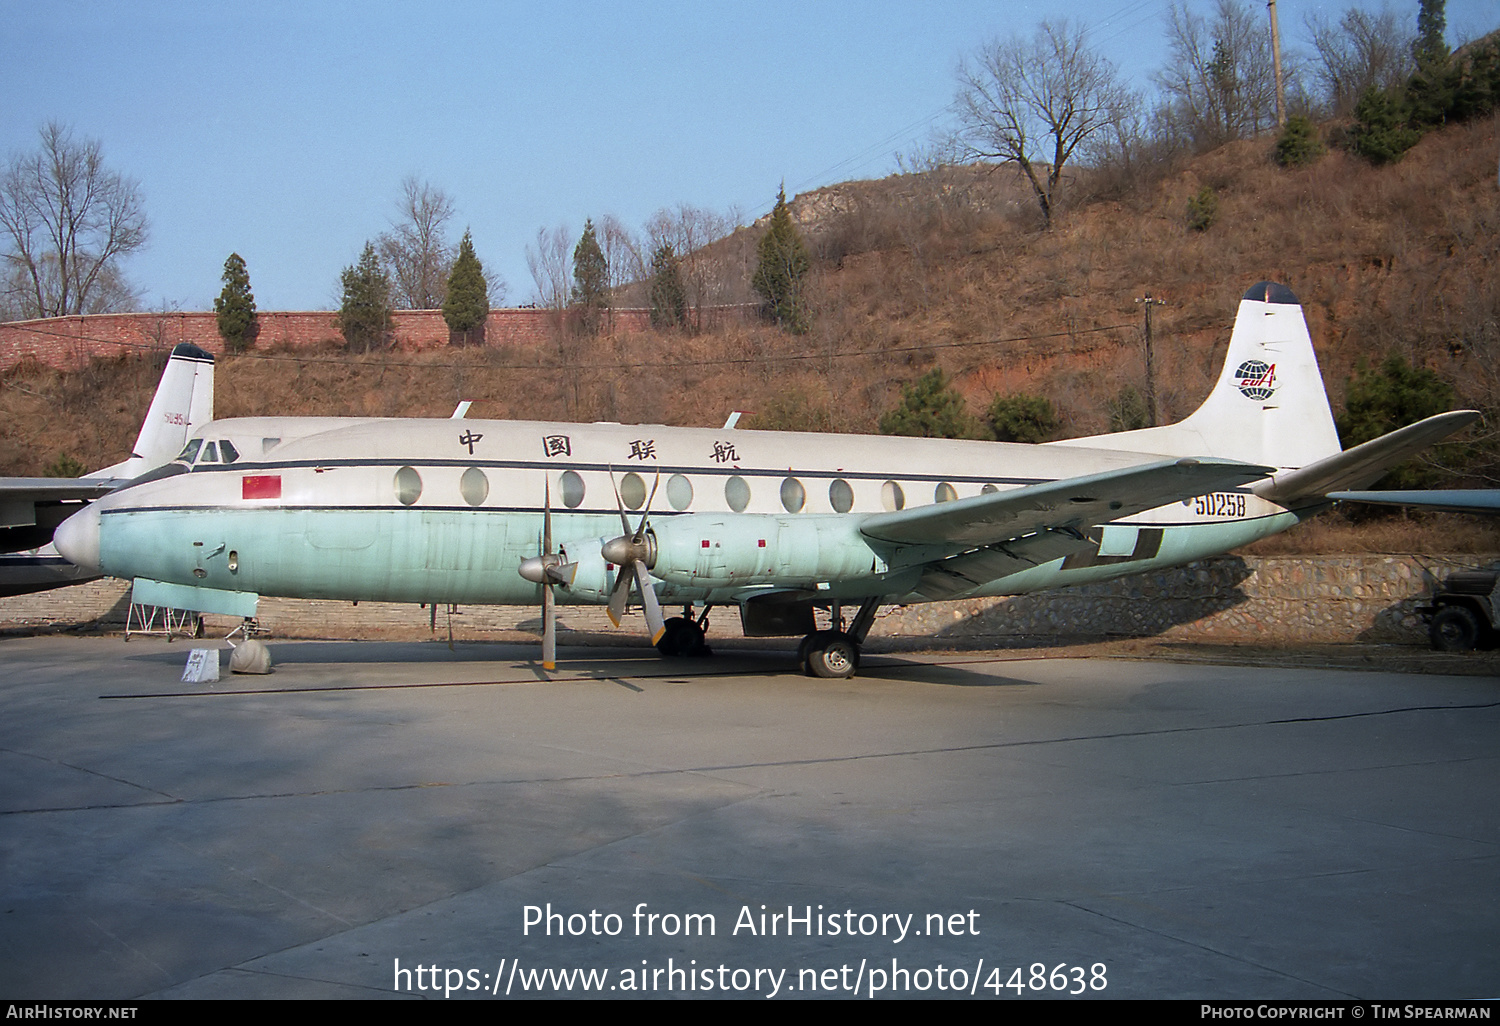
1136;294;1166;427
1268;0;1287;127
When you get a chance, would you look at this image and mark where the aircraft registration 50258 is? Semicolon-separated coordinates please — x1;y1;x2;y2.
55;283;1478;677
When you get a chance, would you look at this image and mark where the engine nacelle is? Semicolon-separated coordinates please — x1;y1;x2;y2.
555;537;617;603
650;514;885;587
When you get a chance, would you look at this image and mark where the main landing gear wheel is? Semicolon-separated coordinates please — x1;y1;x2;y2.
801;630;860;679
656;616;710;657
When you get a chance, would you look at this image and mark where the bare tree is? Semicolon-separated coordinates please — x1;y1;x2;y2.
0;122;148;319
893;131;964;176
956;20;1135;230
1154;0;1282;151
485;267;508;308
1306;5;1414;117
525;224;572;313
598;213;643;297
377;177;455;309
643;203;740;325
1076;89;1183;198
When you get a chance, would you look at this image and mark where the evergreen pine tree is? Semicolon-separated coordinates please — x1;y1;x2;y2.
751;186;811;334
1406;54;1463;128
1337;355;1456;488
1405;0;1459;127
1337;355;1455;448
1274;116;1325;168
1349;87;1422;164
987;393;1059;443
1414;0;1448;65
1453;40;1500;121
571;219;609;335
878;369;977;439
442;230;489;346
1186;186;1218;231
214;252;258;353
336;242;395;353
648;243;687;330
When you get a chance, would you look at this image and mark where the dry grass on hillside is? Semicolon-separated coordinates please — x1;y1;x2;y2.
813;116;1499;440
2;119;1496;558
1238;508;1500;556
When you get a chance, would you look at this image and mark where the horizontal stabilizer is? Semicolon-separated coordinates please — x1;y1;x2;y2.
860;457;1273;549
1329;489;1500;515
0;479;118;508
1254;411;1480;505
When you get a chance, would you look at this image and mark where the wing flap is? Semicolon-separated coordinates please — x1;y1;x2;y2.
859;457;1273;549
910;529;1087;600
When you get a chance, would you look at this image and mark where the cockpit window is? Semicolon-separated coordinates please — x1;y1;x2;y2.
219;440;239;464
178;439;203;464
200;441;219;463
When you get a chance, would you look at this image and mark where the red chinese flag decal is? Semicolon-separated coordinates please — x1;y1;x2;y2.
242;475;281;500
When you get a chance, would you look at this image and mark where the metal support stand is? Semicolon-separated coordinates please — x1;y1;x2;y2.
125;604;200;641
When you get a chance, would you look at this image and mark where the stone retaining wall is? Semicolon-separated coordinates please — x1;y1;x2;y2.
4;554;1492;645
877;554;1495;646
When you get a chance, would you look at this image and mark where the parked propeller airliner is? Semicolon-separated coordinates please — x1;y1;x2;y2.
54;284;1478;676
0;343;213;597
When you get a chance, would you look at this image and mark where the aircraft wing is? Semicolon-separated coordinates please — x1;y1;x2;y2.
0;478;122;553
858;457;1273;549
1253;410;1481;506
1329;489;1500;515
0;478;121;554
0;478;120;504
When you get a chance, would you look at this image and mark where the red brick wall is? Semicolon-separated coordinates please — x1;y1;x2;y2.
0;305;754;370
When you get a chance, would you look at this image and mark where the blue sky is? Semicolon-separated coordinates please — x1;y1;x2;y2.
3;0;1493;312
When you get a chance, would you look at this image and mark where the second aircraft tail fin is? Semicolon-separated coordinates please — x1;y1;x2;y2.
88;343;215;480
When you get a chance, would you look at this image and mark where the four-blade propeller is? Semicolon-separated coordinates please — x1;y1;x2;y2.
601;471;667;646
516;480;577;670
517;471;666;670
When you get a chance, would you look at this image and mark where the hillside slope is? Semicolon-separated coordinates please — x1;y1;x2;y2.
2;119;1495;516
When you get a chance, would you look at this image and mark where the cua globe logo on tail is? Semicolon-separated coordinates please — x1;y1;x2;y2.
1234;360;1277;400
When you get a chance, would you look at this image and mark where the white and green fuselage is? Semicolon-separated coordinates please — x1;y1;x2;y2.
72;414;1298;613
58;283;1472;641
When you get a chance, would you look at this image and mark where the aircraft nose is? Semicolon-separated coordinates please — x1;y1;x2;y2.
54;504;102;573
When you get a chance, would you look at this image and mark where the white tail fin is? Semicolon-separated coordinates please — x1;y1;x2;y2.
87;343;215;480
1053;282;1342;471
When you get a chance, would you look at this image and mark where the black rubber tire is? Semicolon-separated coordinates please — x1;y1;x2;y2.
806;632;859;679
797;633;817;676
656;616;708;657
1429;605;1483;652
